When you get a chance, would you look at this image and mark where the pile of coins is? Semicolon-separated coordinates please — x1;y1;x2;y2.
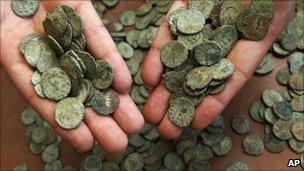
19;5;119;130
161;0;273;127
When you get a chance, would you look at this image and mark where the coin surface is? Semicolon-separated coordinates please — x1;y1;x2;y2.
291;122;304;141
55;97;85;129
273;101;293;120
243;134;264;156
91;89;120;115
273;119;293;140
194;41;223;66
176;10;205;34
232;115;250;134
186;67;213;90
92;60;114;90
262;89;284;107
168;98;195;127
212;58;235;80
226;161;250;171
161;41;188;68
11;0;39;17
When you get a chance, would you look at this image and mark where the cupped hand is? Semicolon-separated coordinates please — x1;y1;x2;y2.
1;1;144;153
141;0;296;139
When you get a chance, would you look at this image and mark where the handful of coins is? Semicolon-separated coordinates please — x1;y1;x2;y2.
162;0;274;127
20;5;119;129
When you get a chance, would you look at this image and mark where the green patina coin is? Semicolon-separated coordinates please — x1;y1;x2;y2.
194;41;223;66
163;71;187;93
273;101;293;120
211;136;232;156
262;89;284;107
60;5;83;38
55;97;85;129
117;42;134;59
276;68;290;85
35;45;59;73
126;30;140;48
243;134;264;156
19;33;41;55
273;119;293;140
126;50;143;76
161;41;188;68
92;60;114;90
264;107;278;125
91;89;119;115
264;130;287;153
226;161;250;171
288;52;304;74
11;0;39;17
177;31;207;51
22;38;42;67
136;3;152;16
128;134;145;147
120;11;136;26
21;107;38;125
291;122;304;141
31;126;48;144
42;144;59;163
122;153;144;171
188;0;215;19
168;7;187;35
101;161;121;171
291;96;304;112
13;164;28;171
176;10;205;34
82;155;103;171
41;67;71;101
164;152;185;171
220;0;244;26
188;159;211;171
272;43;290;56
250;101;264;122
288;138;304;153
75;51;97;80
236;10;269;41
184;144;214;164
186;67;213;90
29;142;45;155
212;58;235;80
213;25;238;56
52;160;62;171
130;86;147;105
45;35;64;56
232;115;250;134
249;0;274;20
102;0;119;7
289;73;304;91
45;6;68;35
255;54;275;75
168;98;195;127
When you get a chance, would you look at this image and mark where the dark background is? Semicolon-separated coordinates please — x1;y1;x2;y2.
1;1;301;170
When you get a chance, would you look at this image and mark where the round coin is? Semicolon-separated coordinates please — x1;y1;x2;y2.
262;89;283;107
92;60;114;90
194;41;223;66
272;119;292;140
168;98;195;127
161;41;188;68
11;0;39;17
41;67;71;101
176;10;205;34
122;153;144;171
226;161;250;171
273;101;293;120
232;115;250;134
243;134;264;156
55;97;85;129
186;67;213;90
91;89;119;115
291;122;304;141
212;58;235;80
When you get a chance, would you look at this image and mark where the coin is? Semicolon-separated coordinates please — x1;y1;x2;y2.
60;5;83;38
273;119;293;140
243;134;264;156
82;155;103;171
262;89;284;107
164;152;185;171
122;153;144;171
92;60;114;90
273;101;293;121
264;130;287;153
188;0;215;19
194;41;223;66
232;115;250;134
183;144;213;164
250;101;264;122
13;164;28;171
288;138;304;153
287;52;304;74
226;161;250;171
21;107;38;126
163;71;187;93
31;126;48;144
161;41;188;68
11;0;39;17
117;41;135;59
176;10;205;34
255;54;275;75
42;144;59;163
249;0;275;20
220;0;244;26
186;67;213;90
276;68;290;85
212;58;235;80
291;96;304;112
168;98;195;127
55;97;85;129
120;11;136;26
211;136;232;156
91;89;119;115
289;73;304;91
291;122;304;141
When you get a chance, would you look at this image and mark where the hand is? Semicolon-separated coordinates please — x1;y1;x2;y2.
141;0;296;139
1;1;144;153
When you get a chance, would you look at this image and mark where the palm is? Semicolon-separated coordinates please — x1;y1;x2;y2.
141;0;296;139
1;1;144;153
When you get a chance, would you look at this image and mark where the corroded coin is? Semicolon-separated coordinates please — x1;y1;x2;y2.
120;11;136;26
41;67;71;101
117;41;134;59
168;98;195;127
291;122;304;141
243;134;264;156
21;107;38;125
212;25;238;56
164;152;185;171
255;54;275;75
232;115;250;134
236;10;269;41
163;71;187;93
176;10;205;34
264;131;287;153
226;161;250;171
168;6;187;35
289;73;304;91
212;58;235;80
273;101;293;121
211;136;232;156
92;60;114;90
186;67;213;90
194;41;223;66
91;89;119;115
11;0;39;17
291;96;304;112
188;0;215;19
262;89;284;107
288;138;304;153
220;0;244;26
60;5;83;38
276;68;290;85
249;0;274;20
42;144;59;163
122;153;144;171
273;119;293;140
287;52;304;74
188;159;211;171
264;107;278;125
55;97;85;129
250;101;264;122
161;41;188;68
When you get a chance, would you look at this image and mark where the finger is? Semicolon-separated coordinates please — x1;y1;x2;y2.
190;1;296;130
143;81;171;125
84;108;128;154
112;95;144;135
142;1;186;87
157;113;183;140
75;2;132;94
